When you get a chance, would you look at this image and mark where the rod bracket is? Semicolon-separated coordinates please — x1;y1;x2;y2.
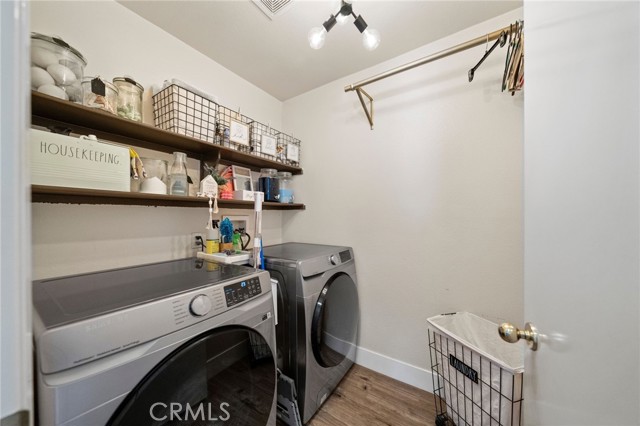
355;88;374;130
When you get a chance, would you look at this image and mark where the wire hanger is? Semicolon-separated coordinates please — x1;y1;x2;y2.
468;31;507;82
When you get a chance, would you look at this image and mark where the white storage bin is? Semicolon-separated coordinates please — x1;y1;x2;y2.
428;312;524;426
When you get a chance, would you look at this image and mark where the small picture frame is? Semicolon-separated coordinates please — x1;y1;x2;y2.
229;119;250;146
286;143;300;163
261;134;277;156
231;165;254;191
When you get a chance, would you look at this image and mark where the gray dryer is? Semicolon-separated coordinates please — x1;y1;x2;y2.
263;243;359;424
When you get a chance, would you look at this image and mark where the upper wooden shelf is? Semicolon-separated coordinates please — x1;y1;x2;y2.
31;92;303;175
32;185;306;210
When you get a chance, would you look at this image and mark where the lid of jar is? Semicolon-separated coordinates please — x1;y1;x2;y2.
31;32;87;65
82;76;118;92
260;168;277;173
113;76;144;92
277;172;292;178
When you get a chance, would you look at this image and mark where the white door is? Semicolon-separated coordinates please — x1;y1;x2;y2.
523;1;639;424
0;1;32;425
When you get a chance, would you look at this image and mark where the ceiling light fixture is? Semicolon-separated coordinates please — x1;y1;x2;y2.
308;0;380;51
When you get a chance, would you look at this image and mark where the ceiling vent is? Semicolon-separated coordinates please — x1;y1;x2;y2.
252;0;295;20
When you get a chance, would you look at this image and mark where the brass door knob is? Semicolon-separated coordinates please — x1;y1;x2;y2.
498;322;539;351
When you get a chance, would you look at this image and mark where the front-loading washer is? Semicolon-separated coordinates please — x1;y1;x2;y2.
32;257;277;426
263;243;359;424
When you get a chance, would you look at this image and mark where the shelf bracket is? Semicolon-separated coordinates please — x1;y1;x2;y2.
355;88;374;130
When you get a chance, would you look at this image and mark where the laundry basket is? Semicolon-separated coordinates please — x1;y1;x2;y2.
428;312;524;426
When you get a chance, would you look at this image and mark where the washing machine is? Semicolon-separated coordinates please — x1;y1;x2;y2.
33;257;277;426
263;243;359;424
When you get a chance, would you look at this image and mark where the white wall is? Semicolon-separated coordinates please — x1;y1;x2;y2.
30;1;286;279
282;9;524;387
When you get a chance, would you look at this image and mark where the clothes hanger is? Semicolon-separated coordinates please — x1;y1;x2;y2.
468;31;508;82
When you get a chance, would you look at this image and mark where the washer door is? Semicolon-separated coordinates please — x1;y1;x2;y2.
311;273;359;368
107;326;275;426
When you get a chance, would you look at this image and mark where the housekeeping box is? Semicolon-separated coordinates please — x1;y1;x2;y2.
31;129;130;192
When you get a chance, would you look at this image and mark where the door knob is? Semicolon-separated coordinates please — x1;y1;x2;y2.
498;322;539;351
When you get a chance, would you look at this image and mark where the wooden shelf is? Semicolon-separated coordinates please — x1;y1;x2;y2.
30;92;305;211
32;185;306;210
31;92;303;175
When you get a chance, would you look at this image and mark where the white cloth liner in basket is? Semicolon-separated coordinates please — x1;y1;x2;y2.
428;312;524;426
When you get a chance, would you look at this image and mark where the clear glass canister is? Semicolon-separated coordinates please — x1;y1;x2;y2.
258;168;279;202
112;77;143;122
169;152;188;196
276;171;294;204
31;32;87;103
81;77;118;114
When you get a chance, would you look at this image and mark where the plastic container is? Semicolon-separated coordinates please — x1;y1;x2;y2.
113;77;144;122
31;32;87;103
428;312;524;426
258;168;279;202
169;152;188;196
276;171;294;204
81;77;118;115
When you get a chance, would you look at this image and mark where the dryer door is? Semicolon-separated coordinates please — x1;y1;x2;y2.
107;326;274;426
311;273;359;368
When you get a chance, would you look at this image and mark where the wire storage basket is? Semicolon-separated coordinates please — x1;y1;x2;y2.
276;132;301;167
428;312;524;426
152;83;218;143
250;121;279;162
216;104;254;154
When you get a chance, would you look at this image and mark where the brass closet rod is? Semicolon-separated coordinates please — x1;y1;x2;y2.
344;24;513;129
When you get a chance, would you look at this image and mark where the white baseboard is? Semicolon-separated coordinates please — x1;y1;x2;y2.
354;346;434;393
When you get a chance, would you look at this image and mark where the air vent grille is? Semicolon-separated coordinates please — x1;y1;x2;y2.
252;0;295;19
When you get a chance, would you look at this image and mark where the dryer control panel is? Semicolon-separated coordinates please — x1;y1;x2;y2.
224;277;262;307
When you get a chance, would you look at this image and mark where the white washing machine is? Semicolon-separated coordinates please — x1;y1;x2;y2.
263;243;359;424
33;258;277;426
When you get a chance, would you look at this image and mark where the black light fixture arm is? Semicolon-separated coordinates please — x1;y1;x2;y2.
353;14;368;33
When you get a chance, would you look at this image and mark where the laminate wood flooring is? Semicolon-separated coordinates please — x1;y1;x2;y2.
277;364;438;426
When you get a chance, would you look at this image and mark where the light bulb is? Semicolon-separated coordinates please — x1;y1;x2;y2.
336;13;349;25
362;27;380;51
308;26;327;49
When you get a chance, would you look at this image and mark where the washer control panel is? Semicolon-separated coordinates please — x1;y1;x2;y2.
224;277;262;307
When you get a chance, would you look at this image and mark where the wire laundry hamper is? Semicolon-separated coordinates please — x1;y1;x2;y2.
428;312;524;426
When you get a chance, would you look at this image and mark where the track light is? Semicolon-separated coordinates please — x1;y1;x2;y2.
308;0;380;51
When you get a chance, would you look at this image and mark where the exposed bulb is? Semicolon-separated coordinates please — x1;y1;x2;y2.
336;13;349;25
308;26;327;49
362;27;380;51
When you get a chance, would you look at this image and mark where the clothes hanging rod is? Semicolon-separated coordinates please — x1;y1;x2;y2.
344;24;513;129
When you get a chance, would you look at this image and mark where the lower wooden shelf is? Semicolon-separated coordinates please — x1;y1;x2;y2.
31;185;306;210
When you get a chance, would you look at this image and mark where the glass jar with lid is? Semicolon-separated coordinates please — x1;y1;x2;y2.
31;32;87;103
276;172;294;204
81;77;118;114
112;77;144;122
258;168;279;202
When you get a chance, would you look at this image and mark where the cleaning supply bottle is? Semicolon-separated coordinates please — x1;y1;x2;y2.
206;220;220;254
232;232;242;254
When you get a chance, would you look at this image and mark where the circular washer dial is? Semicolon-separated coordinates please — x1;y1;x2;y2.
189;294;212;316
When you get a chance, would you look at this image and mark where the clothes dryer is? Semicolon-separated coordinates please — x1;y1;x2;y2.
33;258;277;426
263;243;359;424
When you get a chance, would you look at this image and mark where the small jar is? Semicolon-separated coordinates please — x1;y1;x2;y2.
258;168;279;202
276;171;294;204
113;77;143;122
169;152;188;196
81;77;118;114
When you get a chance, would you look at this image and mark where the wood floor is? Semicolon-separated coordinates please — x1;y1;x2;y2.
277;364;438;426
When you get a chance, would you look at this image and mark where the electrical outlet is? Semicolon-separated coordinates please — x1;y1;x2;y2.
191;232;204;250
